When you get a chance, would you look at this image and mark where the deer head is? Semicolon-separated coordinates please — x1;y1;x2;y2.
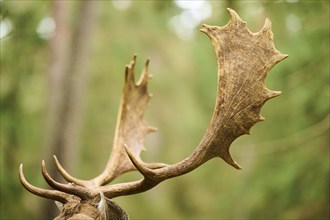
19;9;287;220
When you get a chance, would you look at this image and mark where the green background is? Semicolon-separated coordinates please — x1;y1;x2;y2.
1;0;329;219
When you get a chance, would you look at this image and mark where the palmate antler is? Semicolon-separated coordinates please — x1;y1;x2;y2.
19;9;287;219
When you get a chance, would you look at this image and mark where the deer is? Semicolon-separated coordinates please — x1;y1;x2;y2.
19;9;288;220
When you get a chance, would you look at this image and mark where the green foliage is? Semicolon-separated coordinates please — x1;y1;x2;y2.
1;0;329;219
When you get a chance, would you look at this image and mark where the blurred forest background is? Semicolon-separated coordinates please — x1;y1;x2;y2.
1;0;329;219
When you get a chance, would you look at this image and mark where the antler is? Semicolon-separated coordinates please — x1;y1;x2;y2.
97;8;288;198
47;55;166;189
18;54;167;202
18;8;287;217
92;55;167;186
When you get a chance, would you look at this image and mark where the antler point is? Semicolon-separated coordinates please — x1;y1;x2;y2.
262;18;272;31
268;90;282;99
258;115;266;121
227;8;244;26
232;161;242;170
148;126;158;133
276;53;289;62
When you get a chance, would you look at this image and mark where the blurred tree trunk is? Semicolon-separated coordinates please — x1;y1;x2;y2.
43;0;98;218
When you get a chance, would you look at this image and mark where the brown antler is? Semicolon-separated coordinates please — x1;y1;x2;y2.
91;56;166;186
50;55;166;188
97;8;288;198
19;8;287;219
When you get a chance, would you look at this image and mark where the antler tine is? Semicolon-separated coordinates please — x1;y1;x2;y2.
125;54;137;83
53;155;91;187
41;160;94;200
19;164;76;204
125;146;158;180
136;58;151;86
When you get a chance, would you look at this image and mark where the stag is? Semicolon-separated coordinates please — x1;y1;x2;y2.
19;9;287;219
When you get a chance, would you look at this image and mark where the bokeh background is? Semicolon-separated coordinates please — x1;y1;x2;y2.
1;0;329;219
